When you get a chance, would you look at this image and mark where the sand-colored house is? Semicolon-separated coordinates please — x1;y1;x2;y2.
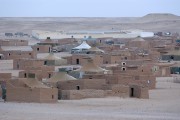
0;39;28;46
71;54;103;65
0;46;36;60
32;44;52;53
6;78;58;103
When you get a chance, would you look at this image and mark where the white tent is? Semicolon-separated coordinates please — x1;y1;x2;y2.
72;41;91;50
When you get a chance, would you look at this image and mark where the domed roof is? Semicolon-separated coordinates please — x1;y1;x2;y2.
43;53;65;60
20;78;49;88
76;59;107;73
87;47;104;53
46;72;77;83
132;37;145;42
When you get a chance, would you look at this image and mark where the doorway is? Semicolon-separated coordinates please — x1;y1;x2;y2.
76;85;80;90
76;59;79;64
130;88;134;97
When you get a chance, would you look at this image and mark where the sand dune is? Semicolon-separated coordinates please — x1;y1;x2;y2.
0;13;180;35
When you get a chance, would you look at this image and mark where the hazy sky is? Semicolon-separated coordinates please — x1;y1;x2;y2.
0;0;180;17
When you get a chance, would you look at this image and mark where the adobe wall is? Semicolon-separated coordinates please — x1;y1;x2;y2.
6;82;58;103
32;45;51;53
105;74;118;84
71;54;88;65
58;38;76;45
82;74;105;79
103;54;111;64
117;75;156;89
2;51;36;60
13;59;45;70
6;84;40;102
83;79;106;89
19;69;54;80
129;85;149;99
57;80;83;90
39;88;58;103
105;84;129;98
0;40;28;46
61;89;105;100
0;73;12;80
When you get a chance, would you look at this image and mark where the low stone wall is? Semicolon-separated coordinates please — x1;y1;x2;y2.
61;89;105;100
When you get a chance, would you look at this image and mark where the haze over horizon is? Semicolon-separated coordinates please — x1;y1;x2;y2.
0;0;180;17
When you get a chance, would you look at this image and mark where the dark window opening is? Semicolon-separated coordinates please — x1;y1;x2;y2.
76;85;80;90
24;73;27;78
124;57;127;60
37;48;39;51
122;67;126;71
122;62;126;66
52;95;54;99
135;76;139;80
170;56;174;60
76;59;79;64
130;88;134;97
44;61;47;65
142;70;143;72
0;56;1;59
17;64;19;69
106;61;108;64
49;74;51;78
8;53;11;56
71;36;74;38
29;53;31;55
100;40;102;43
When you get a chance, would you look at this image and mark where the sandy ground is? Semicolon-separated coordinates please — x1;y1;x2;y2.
0;79;180;120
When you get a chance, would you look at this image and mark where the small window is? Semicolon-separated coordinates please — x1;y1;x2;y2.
76;85;80;90
49;74;51;78
29;53;31;55
135;76;139;80
122;67;126;71
17;64;19;69
142;70;143;72
170;56;174;60
122;62;126;66
24;73;27;78
37;48;39;51
124;57;127;60
8;53;11;56
44;61;47;65
52;95;54;99
76;59;79;64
